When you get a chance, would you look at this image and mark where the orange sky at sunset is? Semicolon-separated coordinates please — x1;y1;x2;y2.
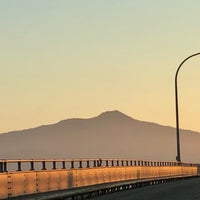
1;0;200;133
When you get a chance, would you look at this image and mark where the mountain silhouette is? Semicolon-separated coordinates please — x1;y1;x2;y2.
0;110;199;163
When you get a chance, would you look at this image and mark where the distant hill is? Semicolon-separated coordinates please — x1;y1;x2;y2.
0;110;199;163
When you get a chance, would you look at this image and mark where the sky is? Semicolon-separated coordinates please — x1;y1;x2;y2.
1;0;200;133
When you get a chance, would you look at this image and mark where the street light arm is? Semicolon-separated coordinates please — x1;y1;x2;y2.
175;52;200;81
175;52;200;162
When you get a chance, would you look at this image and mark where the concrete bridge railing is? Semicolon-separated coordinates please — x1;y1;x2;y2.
0;159;198;199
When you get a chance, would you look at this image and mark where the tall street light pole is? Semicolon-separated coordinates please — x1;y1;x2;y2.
175;52;200;162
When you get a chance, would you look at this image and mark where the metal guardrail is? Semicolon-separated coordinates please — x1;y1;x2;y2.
0;158;197;172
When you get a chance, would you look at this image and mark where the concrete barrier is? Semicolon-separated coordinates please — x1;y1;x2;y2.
0;162;198;199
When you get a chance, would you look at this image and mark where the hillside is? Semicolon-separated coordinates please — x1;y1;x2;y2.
0;110;199;163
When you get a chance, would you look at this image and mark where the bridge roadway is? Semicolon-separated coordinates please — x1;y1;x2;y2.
92;176;200;200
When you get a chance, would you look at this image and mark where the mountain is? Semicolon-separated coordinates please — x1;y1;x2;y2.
0;110;199;163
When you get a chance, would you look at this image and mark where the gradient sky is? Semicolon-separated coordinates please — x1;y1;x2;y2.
1;0;200;133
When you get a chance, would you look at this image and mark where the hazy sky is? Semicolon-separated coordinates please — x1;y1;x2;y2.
1;0;200;133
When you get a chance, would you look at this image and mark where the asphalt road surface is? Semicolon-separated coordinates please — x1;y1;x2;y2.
92;177;200;200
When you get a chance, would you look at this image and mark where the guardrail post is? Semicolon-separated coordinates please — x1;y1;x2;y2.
93;160;97;167
98;159;102;167
71;161;74;169
86;161;90;168
62;161;66;169
0;162;3;172
17;161;22;171
3;162;7;172
116;160;119;166
79;161;82;168
53;161;56;169
134;161;137;166
30;161;34;171
42;161;46;170
111;160;114;167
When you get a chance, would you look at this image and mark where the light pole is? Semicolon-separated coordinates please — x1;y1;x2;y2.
175;52;200;162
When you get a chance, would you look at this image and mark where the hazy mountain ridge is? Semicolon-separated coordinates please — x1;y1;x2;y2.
0;110;199;163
